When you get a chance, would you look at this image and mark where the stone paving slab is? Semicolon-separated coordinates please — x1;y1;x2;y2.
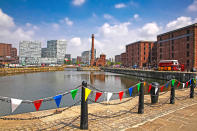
0;88;197;131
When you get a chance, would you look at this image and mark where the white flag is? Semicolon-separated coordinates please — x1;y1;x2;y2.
11;98;22;112
183;83;185;88
107;93;113;102
155;88;158;94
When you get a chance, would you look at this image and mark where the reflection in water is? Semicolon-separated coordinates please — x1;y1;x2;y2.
0;68;166;116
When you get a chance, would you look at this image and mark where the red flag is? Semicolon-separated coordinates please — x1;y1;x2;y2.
119;91;124;101
95;92;102;102
34;99;43;111
177;82;180;88
186;82;189;87
148;84;152;93
160;86;164;92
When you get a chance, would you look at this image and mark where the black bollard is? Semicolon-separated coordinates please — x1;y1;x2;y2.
170;80;175;104
150;82;160;104
190;79;194;98
138;79;144;114
80;81;88;130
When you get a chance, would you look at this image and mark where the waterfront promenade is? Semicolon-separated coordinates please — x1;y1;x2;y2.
0;87;196;130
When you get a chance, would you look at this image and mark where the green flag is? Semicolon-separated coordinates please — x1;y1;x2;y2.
71;89;79;100
137;83;140;92
172;79;175;87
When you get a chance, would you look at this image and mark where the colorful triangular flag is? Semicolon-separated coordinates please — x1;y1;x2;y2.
177;82;180;88
190;79;192;85
107;92;113;102
155;88;158;94
160;86;164;92
148;84;152;93
186;82;189;87
85;88;91;101
172;79;175;87
11;98;22;113
70;89;79;100
183;83;185;88
144;82;146;86
53;95;62;108
137;83;141;92
166;83;169;88
34;99;43;111
95;92;102;102
129;87;133;96
119;91;124;101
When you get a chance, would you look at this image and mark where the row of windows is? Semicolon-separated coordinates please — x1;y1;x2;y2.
159;30;190;40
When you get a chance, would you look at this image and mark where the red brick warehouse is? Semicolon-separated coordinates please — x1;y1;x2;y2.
157;23;197;71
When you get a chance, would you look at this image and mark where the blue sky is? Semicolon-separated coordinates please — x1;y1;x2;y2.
0;0;197;58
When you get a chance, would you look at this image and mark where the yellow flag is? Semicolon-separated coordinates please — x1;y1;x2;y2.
144;82;146;86
85;88;92;101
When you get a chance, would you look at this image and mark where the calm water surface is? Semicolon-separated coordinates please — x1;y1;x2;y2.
0;68;166;116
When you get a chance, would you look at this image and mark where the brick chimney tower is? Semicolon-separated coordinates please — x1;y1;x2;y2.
90;34;95;66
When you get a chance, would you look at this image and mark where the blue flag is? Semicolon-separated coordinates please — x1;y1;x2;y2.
190;80;192;85
53;95;62;108
129;87;133;96
166;83;169;88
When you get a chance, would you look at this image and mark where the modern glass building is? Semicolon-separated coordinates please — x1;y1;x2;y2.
19;41;41;65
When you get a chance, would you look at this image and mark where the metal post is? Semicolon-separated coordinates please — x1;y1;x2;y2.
138;79;144;114
80;81;88;130
170;80;175;104
190;79;194;98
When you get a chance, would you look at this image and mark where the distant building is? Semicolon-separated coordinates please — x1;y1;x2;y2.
81;50;96;65
157;23;197;70
0;43;18;64
41;40;67;64
115;55;121;63
19;41;41;65
120;53;127;66
77;56;82;63
72;58;77;64
95;54;106;66
65;54;71;60
40;58;57;65
126;41;155;68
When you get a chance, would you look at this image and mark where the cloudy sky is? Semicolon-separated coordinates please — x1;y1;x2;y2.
0;0;197;58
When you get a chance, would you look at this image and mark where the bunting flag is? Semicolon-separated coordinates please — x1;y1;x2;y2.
160;86;164;92
148;85;152;93
166;83;169;88
11;98;22;113
155;88;158;94
186;82;189;87
70;89;79;100
95;92;102;102
129;87;133;96
144;82;146;86
34;99;43;111
183;83;185;88
107;93;113;102
190;79;192;85
53;95;62;108
177;82;180;88
85;88;91;101
119;91;124;101
172;79;175;87
137;83;141;92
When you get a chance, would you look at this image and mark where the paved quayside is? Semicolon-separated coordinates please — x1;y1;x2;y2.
0;88;197;131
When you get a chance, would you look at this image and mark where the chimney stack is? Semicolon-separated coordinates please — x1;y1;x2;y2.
90;34;95;66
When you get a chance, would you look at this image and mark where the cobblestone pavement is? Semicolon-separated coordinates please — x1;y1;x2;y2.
0;88;197;131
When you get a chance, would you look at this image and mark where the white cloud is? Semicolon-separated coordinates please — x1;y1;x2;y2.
26;23;32;27
115;3;126;8
166;16;193;31
64;17;73;26
103;14;113;20
0;9;15;29
140;22;161;36
72;0;85;6
69;37;82;46
0;9;34;46
188;0;197;11
133;14;139;19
